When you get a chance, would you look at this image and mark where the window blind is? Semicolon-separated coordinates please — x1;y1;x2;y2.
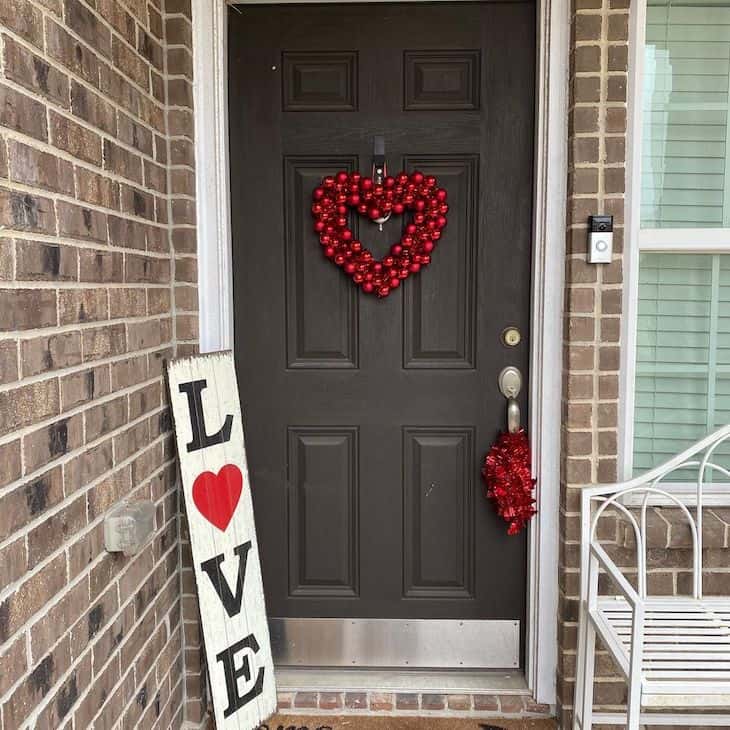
642;0;730;228
634;252;730;477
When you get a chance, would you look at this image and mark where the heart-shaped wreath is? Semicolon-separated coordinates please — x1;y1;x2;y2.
311;170;449;297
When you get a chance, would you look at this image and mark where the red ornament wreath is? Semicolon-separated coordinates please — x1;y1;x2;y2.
311;170;448;297
482;429;537;535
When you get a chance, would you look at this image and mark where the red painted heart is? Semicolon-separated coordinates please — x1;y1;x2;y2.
192;464;243;532
312;170;448;297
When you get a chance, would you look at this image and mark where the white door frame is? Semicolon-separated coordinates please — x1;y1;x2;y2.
190;0;568;707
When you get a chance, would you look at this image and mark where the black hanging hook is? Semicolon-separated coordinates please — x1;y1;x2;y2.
372;135;386;185
371;136;391;230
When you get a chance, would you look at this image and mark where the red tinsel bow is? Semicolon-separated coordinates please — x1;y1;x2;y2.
482;429;537;535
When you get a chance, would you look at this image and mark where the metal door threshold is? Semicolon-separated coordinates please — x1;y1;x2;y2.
274;668;529;695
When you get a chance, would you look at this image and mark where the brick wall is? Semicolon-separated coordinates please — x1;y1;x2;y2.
559;0;629;723
0;0;198;727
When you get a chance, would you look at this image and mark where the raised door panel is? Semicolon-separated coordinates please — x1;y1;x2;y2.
282;51;358;111
284;157;359;368
404;50;481;111
403;155;479;369
287;427;359;597
403;427;475;599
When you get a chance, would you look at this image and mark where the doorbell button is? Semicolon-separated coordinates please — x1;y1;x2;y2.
588;215;613;264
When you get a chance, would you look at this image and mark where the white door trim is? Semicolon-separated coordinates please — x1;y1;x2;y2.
191;0;567;707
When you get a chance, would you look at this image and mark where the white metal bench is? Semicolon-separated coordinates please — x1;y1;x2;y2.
573;424;730;729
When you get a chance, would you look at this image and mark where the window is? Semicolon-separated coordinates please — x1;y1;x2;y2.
629;0;730;480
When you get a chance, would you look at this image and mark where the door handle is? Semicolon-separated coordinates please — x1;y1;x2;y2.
498;366;522;433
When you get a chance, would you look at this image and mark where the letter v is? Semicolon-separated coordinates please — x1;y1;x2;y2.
200;541;252;617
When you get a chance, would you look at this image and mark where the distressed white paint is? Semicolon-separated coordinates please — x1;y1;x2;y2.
191;0;567;706
168;352;276;730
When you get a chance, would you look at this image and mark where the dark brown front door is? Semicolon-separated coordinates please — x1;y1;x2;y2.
228;0;535;654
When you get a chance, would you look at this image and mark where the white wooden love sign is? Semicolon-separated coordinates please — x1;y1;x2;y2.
167;352;276;730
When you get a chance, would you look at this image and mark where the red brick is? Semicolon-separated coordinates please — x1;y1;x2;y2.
0;636;27;698
21;332;82;377
2;35;70;107
37;651;91;729
113;36;149;89
447;694;471;710
0;552;67;644
0;0;43;48
0;237;11;278
0;187;56;234
0;339;19;385
88;466;133;520
50;111;102;166
344;692;367;709
59;288;109;325
66;0;111;59
110;288;146;318
422;693;445;710
138;28;164;71
0;538;27;592
3;635;73;728
0;289;56;331
0;439;21;488
82;323;126;361
117;112;154;156
16;240;77;281
46;20;100;86
96;0;136;45
121;183;155;220
85;394;129;441
70;80;116;135
319;692;342;710
76;166;120;209
57;201;107;243
65;441;113;500
22;414;83;472
79;249;123;283
0;84;47;141
103;139;143;183
28;494;86;563
499;694;526;713
60;365;111;410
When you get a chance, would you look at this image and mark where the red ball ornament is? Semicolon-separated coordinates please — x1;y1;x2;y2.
311;169;449;297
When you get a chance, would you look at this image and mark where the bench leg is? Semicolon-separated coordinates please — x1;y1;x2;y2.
574;601;596;730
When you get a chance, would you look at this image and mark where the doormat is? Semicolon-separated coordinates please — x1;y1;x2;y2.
258;716;557;730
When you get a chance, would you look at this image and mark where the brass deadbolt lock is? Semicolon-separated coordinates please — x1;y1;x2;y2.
502;327;521;347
